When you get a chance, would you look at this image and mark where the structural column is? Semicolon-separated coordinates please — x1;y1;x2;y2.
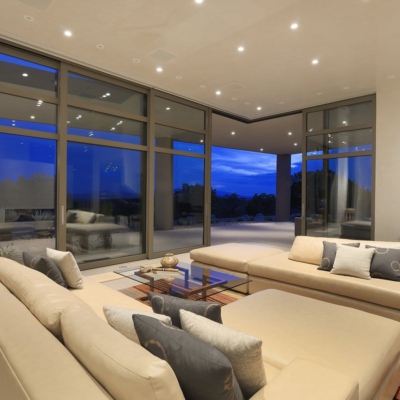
276;154;291;222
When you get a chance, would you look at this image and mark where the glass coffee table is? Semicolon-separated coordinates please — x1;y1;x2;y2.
114;262;250;302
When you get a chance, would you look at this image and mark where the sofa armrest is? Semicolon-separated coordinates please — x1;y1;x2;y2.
250;358;359;400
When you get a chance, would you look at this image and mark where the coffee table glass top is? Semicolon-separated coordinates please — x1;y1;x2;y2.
114;262;250;300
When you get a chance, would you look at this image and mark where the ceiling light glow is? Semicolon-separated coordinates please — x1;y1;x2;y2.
257;106;262;110
156;67;163;72
166;107;171;110
216;90;221;95
231;131;235;135
294;143;298;146
291;23;298;30
238;46;244;52
30;116;35;119
22;73;28;77
64;30;72;37
312;59;319;65
288;132;292;135
260;148;263;151
195;0;203;3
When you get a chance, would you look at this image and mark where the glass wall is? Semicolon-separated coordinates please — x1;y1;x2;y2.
152;94;207;256
0;46;211;268
303;96;374;240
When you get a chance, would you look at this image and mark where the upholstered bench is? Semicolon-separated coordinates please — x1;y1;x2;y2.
190;243;284;293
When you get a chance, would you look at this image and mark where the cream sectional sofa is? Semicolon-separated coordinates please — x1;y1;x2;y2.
191;237;400;323
1;256;400;400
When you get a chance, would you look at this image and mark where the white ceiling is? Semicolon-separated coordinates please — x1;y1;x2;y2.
1;0;399;153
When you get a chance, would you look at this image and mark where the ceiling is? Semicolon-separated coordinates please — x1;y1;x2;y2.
0;0;399;154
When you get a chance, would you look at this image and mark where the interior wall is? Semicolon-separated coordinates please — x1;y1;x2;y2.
375;83;400;241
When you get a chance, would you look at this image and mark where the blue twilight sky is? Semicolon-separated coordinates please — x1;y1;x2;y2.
210;147;302;198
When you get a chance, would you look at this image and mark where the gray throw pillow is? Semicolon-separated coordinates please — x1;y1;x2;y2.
366;246;400;281
180;310;266;398
22;252;67;288
147;292;222;328
133;315;244;400
318;241;360;271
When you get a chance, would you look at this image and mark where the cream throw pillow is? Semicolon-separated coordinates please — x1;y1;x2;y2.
330;244;375;280
46;248;83;289
103;305;172;344
180;309;266;398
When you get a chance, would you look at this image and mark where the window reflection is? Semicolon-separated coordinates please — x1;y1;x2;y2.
67;142;145;262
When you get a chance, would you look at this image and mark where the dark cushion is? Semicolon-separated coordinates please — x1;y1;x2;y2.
22;252;67;288
133;315;244;400
147;292;222;328
318;241;360;271
66;211;77;223
366;246;400;281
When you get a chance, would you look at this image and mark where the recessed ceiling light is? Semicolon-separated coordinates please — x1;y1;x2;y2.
343;121;347;124
294;143;298;146
216;90;221;95
64;30;72;37
291;23;298;30
200;85;206;89
260;148;264;151
96;44;105;50
309;129;313;132
156;67;163;72
24;15;34;21
22;73;28;77
176;76;183;80
238;46;244;52
166;107;171;110
312;59;319;65
200;139;204;143
257;106;262;110
195;0;203;3
30;116;35;119
231;131;235;135
288;132;292;135
133;58;141;63
105;93;110;96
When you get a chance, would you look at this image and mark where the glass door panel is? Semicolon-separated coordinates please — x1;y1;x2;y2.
0;133;56;261
153;153;204;253
67;142;145;263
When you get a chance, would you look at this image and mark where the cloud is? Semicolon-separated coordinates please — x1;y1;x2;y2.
213;165;260;176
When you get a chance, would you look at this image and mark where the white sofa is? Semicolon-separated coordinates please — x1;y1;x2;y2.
1;256;400;400
191;237;400;323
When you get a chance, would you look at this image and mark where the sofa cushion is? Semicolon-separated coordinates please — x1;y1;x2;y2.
289;235;400;266
61;304;184;400
0;258;90;338
103;305;172;344
330;245;375;280
222;289;400;400
190;243;283;273
366;246;400;281
180;309;266;398
147;292;222;328
318;241;360;271
0;283;112;400
71;209;97;224
22;252;67;287
46;248;83;289
248;251;400;310
133;314;244;400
